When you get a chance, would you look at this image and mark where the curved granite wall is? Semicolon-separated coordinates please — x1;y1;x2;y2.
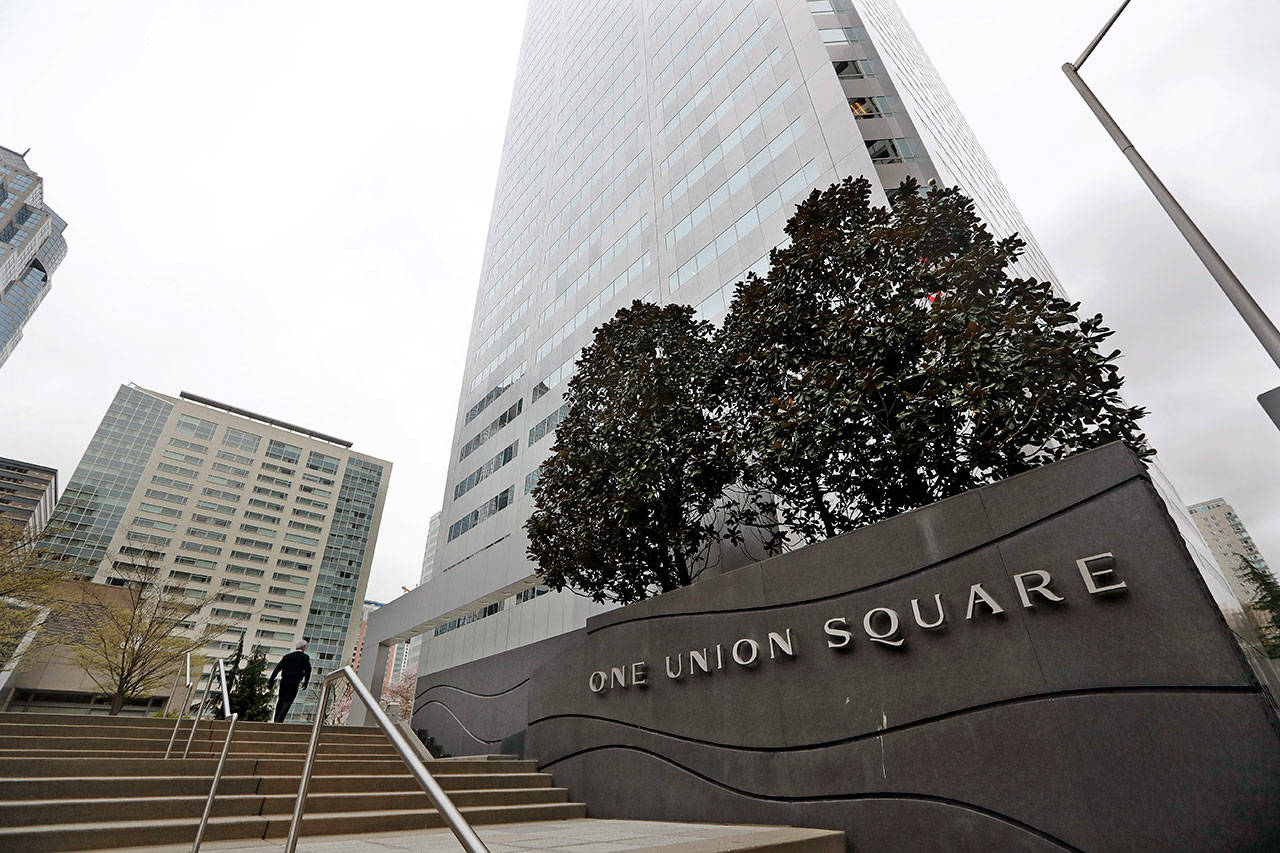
414;443;1280;851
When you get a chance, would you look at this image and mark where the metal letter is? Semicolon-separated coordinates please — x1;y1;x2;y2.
715;644;724;670
689;648;711;674
665;655;683;679
1076;552;1126;595
824;617;854;649
862;607;904;647
965;583;1005;619
768;629;795;659
610;666;627;688
732;638;760;666
589;671;608;693
911;594;946;629
1014;570;1066;608
631;661;649;686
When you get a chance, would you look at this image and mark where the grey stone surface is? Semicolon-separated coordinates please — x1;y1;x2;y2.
412;444;1280;851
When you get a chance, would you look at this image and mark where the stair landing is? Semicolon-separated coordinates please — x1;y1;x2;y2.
118;818;846;852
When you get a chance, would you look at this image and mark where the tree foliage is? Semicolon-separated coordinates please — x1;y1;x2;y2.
228;649;273;722
526;301;737;604
718;176;1151;548
1234;553;1280;657
72;558;230;714
526;176;1150;603
0;519;76;666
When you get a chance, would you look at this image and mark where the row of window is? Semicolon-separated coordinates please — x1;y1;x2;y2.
669;160;821;294
541;186;646;302
866;137;929;163
459;399;524;462
657;16;774;143
529;403;570;447
469;328;530;393
667;116;807;250
473;293;531;363
454;440;519;500
661;62;788;178
536;253;652;363
447;486;516;543
537;214;650;332
663;81;796;211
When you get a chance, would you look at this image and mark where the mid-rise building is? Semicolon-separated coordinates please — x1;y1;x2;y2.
0;457;58;536
350;599;384;671
366;0;1231;683
1189;498;1273;628
40;384;392;721
1;146;68;369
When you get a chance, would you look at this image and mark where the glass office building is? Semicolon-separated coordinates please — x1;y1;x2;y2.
41;384;392;722
0;146;68;369
390;0;1216;676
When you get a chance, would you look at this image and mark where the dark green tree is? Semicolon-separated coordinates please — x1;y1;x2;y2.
717;176;1151;549
228;650;273;722
1234;553;1280;657
214;636;245;720
526;301;736;604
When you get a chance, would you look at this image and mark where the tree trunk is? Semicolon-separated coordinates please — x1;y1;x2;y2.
109;691;126;715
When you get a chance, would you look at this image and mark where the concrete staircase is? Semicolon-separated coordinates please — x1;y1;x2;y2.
0;711;585;852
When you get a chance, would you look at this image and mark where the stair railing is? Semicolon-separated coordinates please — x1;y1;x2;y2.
191;657;237;853
285;665;490;853
163;653;194;759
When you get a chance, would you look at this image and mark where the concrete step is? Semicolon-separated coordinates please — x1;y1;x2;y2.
0;786;571;826
0;769;557;800
258;771;557;794
0;732;399;753
0;712;375;736
0;722;389;743
0;802;589;852
0;754;539;778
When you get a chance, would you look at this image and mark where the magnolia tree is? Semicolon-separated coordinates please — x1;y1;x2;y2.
716;176;1151;549
526;301;737;604
526;177;1151;602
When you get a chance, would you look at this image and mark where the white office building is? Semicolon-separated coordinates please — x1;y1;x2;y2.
368;0;1235;682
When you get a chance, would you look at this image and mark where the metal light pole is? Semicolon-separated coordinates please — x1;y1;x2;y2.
1062;1;1280;425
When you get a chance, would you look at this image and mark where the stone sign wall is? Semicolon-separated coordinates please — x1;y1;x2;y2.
413;443;1280;851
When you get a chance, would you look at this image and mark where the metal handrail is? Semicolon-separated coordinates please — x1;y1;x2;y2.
285;666;490;853
163;653;194;759
191;657;237;852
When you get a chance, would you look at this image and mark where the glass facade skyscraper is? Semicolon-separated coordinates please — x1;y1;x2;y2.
41;384;392;721
0;145;67;369
379;0;1218;678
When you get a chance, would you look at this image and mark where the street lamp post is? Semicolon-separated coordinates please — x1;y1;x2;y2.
1062;1;1280;426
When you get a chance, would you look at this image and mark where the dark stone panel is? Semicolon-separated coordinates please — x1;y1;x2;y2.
550;748;1066;853
976;442;1143;540
412;444;1280;848
413;629;585;755
530;691;1280;851
415;681;531;744
414;702;501;755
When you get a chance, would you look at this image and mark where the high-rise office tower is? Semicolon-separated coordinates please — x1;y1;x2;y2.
41;384;392;721
0;457;58;536
1189;498;1273;628
401;510;443;678
394;0;1220;678
0;146;68;369
420;510;442;586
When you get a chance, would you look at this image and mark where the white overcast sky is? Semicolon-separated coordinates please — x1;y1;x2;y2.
1;0;1277;603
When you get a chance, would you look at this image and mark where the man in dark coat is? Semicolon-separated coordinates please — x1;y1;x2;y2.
268;641;312;723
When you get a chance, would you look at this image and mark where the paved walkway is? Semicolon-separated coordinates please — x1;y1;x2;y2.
122;819;842;852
